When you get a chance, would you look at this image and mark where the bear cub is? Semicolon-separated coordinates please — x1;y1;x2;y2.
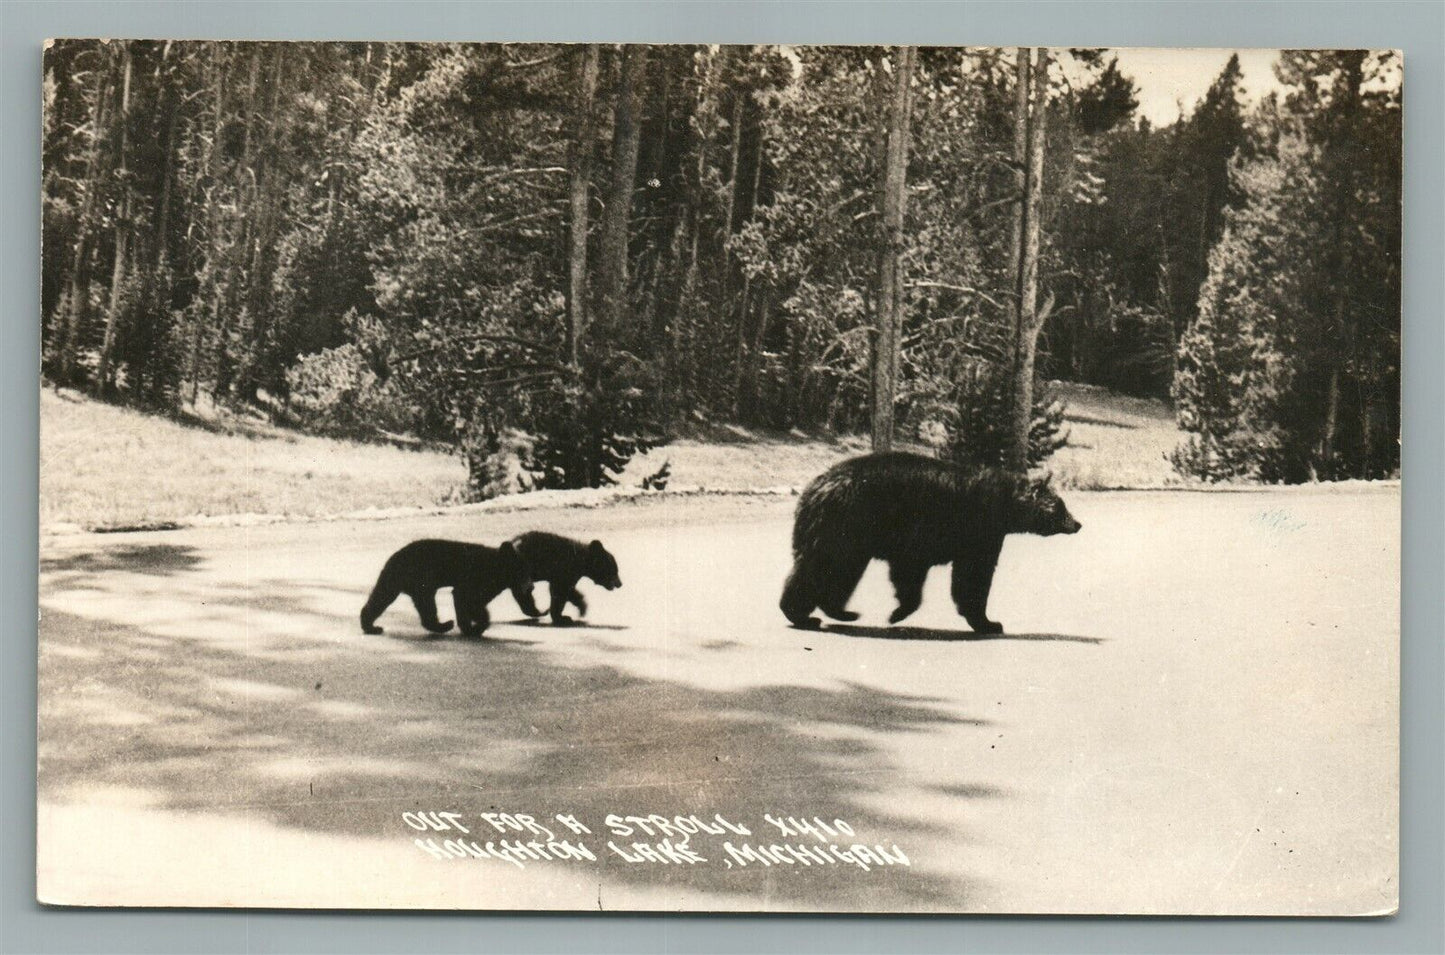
780;452;1081;633
509;532;622;625
360;539;527;637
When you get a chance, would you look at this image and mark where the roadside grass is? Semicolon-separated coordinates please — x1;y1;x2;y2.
40;382;1185;530
1045;381;1184;489
621;424;869;492
623;383;1185;493
41;388;466;531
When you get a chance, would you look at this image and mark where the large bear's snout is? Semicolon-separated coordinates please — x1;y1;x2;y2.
1062;515;1082;534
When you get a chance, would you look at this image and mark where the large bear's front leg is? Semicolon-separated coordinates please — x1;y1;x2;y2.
951;538;1004;634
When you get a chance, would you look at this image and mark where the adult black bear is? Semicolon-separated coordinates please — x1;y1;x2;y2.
360;539;527;637
779;452;1081;632
508;532;622;625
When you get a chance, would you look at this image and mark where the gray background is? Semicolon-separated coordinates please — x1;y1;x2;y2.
4;1;1440;952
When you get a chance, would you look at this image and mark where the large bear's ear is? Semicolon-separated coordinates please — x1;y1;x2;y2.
589;539;605;555
499;541;517;559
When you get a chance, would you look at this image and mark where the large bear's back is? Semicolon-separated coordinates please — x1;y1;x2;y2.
794;452;986;560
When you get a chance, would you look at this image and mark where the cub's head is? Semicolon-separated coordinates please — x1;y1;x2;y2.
496;541;530;587
586;540;622;590
1011;473;1082;537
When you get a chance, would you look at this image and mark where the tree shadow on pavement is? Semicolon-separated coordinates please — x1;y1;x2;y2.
39;547;1015;911
41;543;202;578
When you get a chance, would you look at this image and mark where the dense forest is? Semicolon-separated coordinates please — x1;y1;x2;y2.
41;42;1401;492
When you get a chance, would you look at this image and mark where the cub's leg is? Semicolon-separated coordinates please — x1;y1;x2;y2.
951;540;1004;634
548;577;580;625
455;589;490;637
887;560;929;624
780;555;822;629
817;553;867;622
511;581;544;618
410;589;455;634
567;588;588;618
360;578;400;635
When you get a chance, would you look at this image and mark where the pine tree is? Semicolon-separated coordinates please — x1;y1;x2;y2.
1173;138;1318;482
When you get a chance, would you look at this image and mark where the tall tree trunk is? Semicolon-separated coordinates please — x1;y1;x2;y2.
1321;362;1340;476
145;45;180;405
94;42;134;397
870;45;915;452
715;85;747;334
1340;52;1366;479
598;44;646;333
189;45;228;404
732;117;765;418
56;52;115;384
674;47;715;413
744;284;774;421
212;45;262;400
1003;46;1030;464
1008;47;1028;325
1009;48;1049;473
1359;384;1373;478
650;51;684;351
238;46;288;403
566;44;600;369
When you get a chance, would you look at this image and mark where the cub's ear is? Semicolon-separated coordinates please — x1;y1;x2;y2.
498;541;517;559
588;539;605;555
1025;469;1054;489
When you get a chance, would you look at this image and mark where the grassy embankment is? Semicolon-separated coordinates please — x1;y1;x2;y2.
41;382;1183;531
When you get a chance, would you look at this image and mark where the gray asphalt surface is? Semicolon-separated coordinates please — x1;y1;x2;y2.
37;488;1399;913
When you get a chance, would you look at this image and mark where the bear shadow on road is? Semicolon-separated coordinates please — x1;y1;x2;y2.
824;623;1106;645
39;548;1004;911
509;617;631;632
382;631;543;647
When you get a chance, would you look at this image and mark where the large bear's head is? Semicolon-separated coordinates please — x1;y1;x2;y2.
1011;473;1082;537
586;540;622;590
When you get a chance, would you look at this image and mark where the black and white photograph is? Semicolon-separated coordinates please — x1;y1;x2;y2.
37;40;1401;914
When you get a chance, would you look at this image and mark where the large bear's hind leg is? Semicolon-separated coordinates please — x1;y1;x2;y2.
780;557;821;629
888;560;928;624
360;579;399;634
410;590;455;634
780;557;822;628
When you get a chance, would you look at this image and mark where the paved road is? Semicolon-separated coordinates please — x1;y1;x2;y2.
37;488;1398;914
